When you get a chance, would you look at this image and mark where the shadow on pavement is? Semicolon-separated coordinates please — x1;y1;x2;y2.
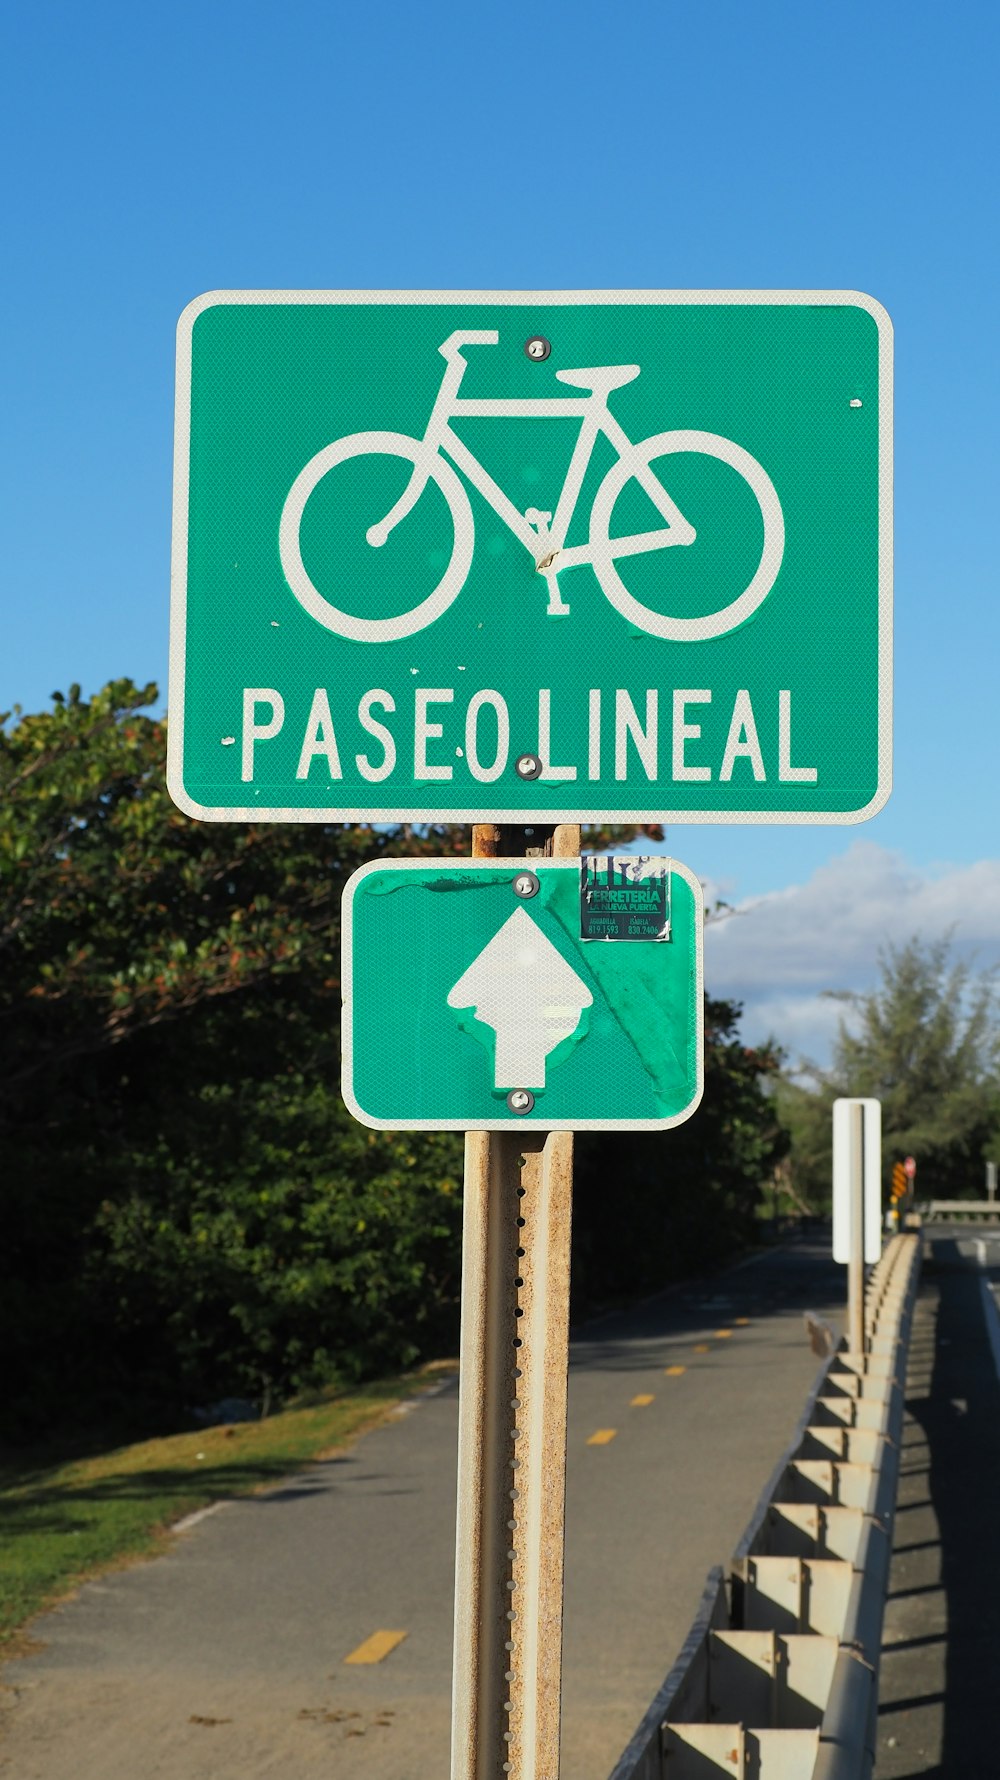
879;1238;1000;1777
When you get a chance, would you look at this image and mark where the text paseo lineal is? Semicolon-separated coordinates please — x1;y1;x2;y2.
237;684;818;786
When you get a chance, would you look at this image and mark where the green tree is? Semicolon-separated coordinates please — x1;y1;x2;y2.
93;1081;465;1415
571;1001;788;1309
778;936;1000;1206
0;680;468;1431
1;678;790;1436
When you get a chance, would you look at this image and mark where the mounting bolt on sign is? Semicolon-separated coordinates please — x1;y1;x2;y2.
506;1089;535;1115
514;753;542;781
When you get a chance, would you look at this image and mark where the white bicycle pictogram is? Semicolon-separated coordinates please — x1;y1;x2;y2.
278;330;785;644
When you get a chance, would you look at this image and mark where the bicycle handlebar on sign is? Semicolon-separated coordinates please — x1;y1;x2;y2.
439;330;500;359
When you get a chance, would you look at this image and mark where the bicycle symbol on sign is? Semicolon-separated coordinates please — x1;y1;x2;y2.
278;330;785;644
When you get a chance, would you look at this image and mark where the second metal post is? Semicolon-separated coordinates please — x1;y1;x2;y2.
848;1100;866;1355
450;823;578;1780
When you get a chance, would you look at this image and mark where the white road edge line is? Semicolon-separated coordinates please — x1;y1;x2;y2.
173;1501;230;1534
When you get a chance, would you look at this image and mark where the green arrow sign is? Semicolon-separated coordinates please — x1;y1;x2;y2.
169;289;891;826
341;857;703;1131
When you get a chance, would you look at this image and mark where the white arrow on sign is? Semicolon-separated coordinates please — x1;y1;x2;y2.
446;906;593;1090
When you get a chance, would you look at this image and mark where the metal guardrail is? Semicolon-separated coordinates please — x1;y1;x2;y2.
920;1199;1000;1222
608;1232;921;1780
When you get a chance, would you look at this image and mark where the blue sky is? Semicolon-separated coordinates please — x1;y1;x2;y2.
3;0;998;1067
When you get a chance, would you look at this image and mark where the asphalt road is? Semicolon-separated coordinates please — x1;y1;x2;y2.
874;1224;1000;1778
0;1235;845;1780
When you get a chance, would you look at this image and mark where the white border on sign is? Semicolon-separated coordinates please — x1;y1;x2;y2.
168;289;892;827
340;855;705;1133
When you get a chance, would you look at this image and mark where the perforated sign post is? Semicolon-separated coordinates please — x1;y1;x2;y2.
168;288;892;827
342;855;703;1131
343;846;702;1777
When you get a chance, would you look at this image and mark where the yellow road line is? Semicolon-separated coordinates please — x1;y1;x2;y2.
664;1365;686;1377
630;1393;655;1407
344;1629;408;1665
714;1329;734;1339
734;1316;750;1325
587;1429;617;1445
693;1343;711;1354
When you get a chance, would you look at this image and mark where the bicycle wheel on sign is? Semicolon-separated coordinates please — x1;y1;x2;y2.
589;430;785;642
278;431;474;643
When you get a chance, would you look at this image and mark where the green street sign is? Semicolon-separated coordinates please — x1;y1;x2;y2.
341;856;703;1131
169;289;891;826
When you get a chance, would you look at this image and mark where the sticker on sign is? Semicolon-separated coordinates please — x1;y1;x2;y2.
168;289;892;827
580;855;671;941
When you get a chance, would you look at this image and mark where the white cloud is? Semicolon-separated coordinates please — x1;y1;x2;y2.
703;842;1000;1068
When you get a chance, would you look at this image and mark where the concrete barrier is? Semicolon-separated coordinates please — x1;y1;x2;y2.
607;1233;921;1780
921;1200;1000;1222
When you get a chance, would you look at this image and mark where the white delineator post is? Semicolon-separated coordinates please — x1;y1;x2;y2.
833;1097;881;1354
450;822;578;1780
848;1100;866;1356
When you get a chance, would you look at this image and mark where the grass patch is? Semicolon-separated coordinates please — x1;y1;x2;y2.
0;1361;456;1651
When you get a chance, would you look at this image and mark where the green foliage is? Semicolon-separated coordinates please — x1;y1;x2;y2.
1;679;787;1438
778;936;1000;1205
572;1000;788;1308
1;676;361;1084
0;680;466;1432
93;1080;464;1407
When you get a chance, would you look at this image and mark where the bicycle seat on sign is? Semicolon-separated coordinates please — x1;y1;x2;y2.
554;364;640;394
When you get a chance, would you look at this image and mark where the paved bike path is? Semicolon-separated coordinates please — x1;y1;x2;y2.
0;1239;843;1780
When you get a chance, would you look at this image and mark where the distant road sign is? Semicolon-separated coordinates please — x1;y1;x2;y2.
892;1161;907;1199
341;856;703;1131
169;288;891;826
904;1155;917;1179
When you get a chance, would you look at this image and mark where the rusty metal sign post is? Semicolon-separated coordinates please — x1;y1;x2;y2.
450;822;577;1780
340;826;702;1779
340;826;702;1778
